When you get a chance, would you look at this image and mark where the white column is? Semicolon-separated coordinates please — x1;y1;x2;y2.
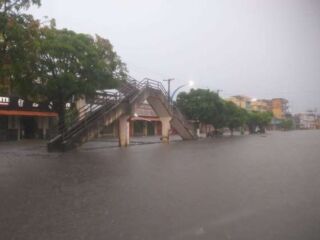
118;115;130;147
160;117;171;143
76;96;87;120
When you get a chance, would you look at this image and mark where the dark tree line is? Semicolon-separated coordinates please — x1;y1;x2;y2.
176;89;273;135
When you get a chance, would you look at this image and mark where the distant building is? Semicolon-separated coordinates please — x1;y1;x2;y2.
227;95;252;110
251;99;272;112
316;115;320;129
295;111;317;129
271;98;289;119
227;96;290;119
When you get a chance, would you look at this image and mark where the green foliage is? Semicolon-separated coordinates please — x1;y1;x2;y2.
1;0;127;126
177;88;274;135
279;119;294;131
176;89;222;125
95;35;128;83
224;101;247;134
177;89;252;133
246;111;273;134
0;0;41;95
0;0;41;13
35;27;127;125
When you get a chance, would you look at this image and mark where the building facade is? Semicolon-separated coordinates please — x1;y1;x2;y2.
271;98;289;119
295;111;318;129
101;102;162;138
251;99;272;112
227;95;252;111
0;96;57;141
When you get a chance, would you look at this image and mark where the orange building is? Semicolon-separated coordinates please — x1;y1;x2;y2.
271;98;289;119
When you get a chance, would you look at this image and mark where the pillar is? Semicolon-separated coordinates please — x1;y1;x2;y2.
76;96;87;120
17;117;21;141
143;121;148;136
118;115;130;147
154;122;158;136
160;117;171;143
130;121;134;137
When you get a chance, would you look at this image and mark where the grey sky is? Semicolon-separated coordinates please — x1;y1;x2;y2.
29;0;320;113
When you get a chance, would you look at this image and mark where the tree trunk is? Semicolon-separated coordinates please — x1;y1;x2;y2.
55;101;66;133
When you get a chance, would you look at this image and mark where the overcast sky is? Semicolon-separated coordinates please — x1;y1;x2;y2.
29;0;320;113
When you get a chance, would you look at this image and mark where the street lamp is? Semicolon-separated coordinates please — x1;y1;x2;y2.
171;80;194;100
163;78;175;103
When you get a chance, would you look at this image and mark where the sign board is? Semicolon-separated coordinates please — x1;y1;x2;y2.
0;97;10;106
0;96;55;113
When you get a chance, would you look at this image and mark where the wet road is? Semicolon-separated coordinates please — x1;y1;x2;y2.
0;130;320;240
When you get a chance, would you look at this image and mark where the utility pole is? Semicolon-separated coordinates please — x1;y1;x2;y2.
163;78;174;104
216;89;223;96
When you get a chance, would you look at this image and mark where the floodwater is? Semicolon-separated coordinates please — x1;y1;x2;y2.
0;130;320;240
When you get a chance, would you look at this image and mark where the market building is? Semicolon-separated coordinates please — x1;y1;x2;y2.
101;101;162;138
0;96;58;141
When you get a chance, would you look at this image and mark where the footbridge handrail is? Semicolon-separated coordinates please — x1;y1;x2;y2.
48;76;196;150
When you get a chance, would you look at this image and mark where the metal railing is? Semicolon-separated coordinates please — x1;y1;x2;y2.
48;77;195;146
48;81;137;143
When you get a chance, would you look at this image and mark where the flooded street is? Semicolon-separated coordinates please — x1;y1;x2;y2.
1;131;320;240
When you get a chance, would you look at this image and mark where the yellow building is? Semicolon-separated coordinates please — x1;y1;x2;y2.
227;95;252;110
251;99;272;112
227;96;289;119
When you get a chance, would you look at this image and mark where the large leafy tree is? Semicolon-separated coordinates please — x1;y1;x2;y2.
225;101;247;135
177;89;217;124
0;0;41;95
35;26;127;126
176;89;227;132
246;111;273;134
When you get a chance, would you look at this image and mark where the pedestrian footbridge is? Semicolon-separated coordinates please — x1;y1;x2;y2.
47;78;197;151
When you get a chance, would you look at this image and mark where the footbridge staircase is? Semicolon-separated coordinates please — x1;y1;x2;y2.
48;78;197;152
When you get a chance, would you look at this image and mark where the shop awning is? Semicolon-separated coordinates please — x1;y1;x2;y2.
0;110;58;117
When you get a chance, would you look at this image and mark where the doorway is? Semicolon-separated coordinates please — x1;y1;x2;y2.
21;117;37;139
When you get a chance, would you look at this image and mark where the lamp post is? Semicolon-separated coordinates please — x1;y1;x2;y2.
163;78;174;103
163;79;194;105
171;81;194;101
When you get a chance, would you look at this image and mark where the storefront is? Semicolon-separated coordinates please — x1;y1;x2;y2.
100;102;162;138
0;96;58;141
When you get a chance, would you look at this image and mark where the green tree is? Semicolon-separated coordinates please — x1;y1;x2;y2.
0;0;41;95
246;111;273;134
35;27;127;126
225;101;247;135
176;89;216;124
279;119;293;131
176;89;227;133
